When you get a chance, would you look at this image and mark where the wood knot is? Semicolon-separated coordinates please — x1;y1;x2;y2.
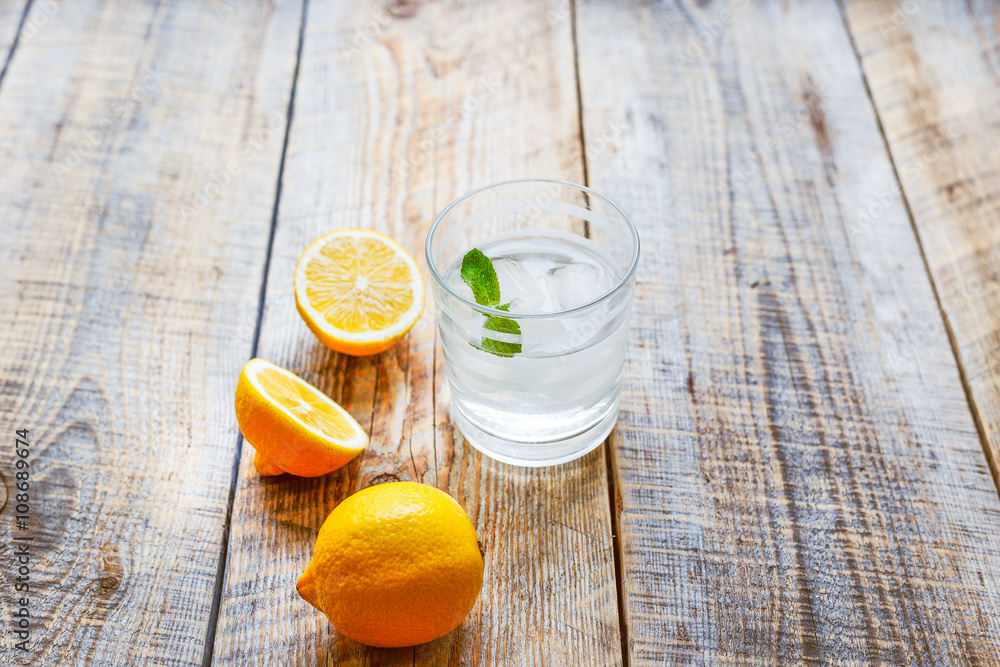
801;77;830;155
943;180;966;202
369;473;401;486
386;0;419;18
99;542;123;597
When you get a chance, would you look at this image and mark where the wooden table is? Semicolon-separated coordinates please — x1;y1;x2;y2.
3;0;1000;664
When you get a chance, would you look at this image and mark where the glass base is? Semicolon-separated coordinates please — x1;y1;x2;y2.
450;399;619;467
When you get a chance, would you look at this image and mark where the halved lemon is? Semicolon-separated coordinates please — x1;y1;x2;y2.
294;229;425;356
235;358;368;477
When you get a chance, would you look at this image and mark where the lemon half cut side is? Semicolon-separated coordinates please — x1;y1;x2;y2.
235;358;368;477
294;229;425;356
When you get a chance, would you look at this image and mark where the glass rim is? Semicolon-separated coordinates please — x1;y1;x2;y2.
424;178;641;319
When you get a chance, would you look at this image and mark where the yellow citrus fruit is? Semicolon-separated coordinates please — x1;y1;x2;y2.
297;481;484;647
234;358;368;477
294;229;425;356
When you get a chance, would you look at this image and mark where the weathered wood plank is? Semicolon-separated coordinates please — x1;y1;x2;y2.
212;1;621;665
842;0;1000;490
576;0;1000;663
0;2;302;664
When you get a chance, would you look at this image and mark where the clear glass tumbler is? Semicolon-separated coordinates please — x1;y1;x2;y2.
425;179;639;466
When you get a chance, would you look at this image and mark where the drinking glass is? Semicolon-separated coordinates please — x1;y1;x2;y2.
425;179;639;466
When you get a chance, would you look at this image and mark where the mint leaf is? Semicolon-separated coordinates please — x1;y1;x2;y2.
461;248;501;307
461;250;521;357
481;316;522;357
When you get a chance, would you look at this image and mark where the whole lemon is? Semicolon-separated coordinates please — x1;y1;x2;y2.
297;481;484;647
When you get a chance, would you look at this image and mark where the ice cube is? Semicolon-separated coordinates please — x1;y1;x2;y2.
518;313;567;353
493;257;546;310
448;270;476;302
501;298;568;353
544;262;610;311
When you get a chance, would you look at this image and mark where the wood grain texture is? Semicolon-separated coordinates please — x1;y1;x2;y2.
841;0;1000;491
0;1;302;664
212;0;621;665
576;0;1000;663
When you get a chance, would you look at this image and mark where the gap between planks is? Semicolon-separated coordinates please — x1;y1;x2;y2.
569;0;630;663
0;0;33;91
200;1;311;665
834;0;1000;499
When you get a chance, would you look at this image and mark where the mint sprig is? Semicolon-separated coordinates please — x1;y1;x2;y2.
460;249;521;357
